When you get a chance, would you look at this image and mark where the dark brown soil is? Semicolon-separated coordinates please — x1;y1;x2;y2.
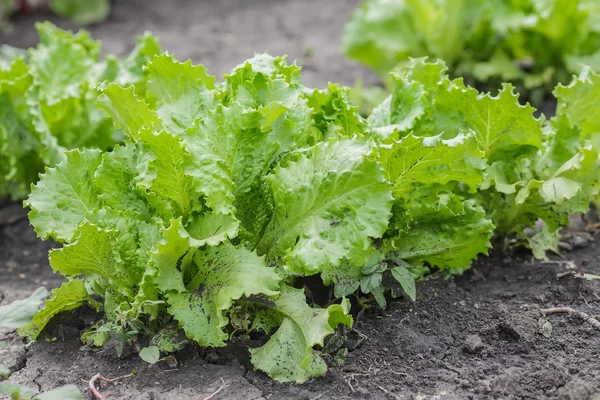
2;1;600;399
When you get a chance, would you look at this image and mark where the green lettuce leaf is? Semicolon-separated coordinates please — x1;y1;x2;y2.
34;384;83;400
144;53;215;135
0;287;48;329
307;83;367;138
25;148;103;242
151;218;192;294
19;280;89;340
167;243;280;348
249;285;352;383
97;83;162;139
257;138;393;275
552;66;600;146
385;197;494;274
379;132;486;199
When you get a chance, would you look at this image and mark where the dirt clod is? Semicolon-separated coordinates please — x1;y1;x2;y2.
558;377;600;400
463;334;485;354
205;351;220;364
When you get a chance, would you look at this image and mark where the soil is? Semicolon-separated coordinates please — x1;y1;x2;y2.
0;0;377;89
1;1;600;399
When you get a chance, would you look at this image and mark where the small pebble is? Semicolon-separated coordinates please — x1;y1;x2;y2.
571;236;589;249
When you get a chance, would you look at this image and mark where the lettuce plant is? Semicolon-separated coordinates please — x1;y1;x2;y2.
0;23;160;200
1;0;110;27
368;58;600;260
342;0;600;102
49;0;111;25
23;53;395;383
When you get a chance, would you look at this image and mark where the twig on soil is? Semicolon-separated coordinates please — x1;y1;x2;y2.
344;378;355;393
377;385;389;394
556;271;575;279
388;369;408;376
202;378;230;400
344;372;370;393
352;328;370;342
540;307;600;331
580;293;593;309
379;360;410;376
542;260;577;269
88;373;135;400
